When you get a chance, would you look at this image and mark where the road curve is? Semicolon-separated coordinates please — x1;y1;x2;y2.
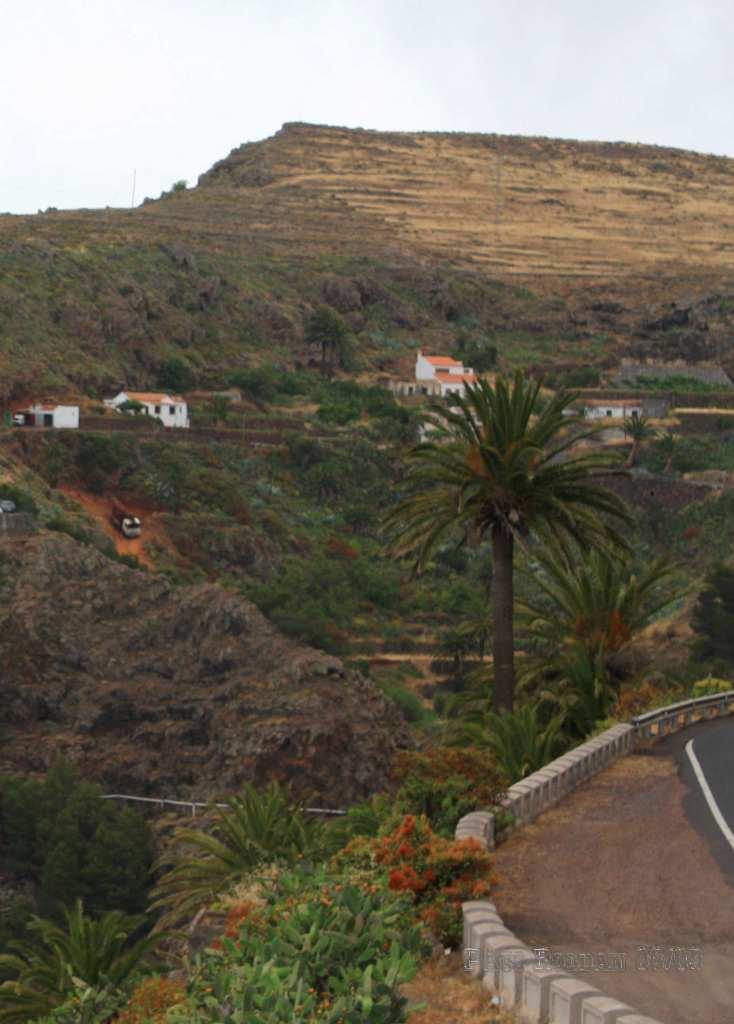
489;719;734;1024
681;718;734;881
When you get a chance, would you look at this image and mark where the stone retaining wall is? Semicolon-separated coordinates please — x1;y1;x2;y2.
0;512;36;535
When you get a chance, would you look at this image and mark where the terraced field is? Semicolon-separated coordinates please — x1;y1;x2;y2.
195;123;734;280
5;122;734;283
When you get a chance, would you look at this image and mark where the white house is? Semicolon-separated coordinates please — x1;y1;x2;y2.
415;351;477;397
582;399;644;421
21;404;79;429
105;391;190;428
389;350;478;400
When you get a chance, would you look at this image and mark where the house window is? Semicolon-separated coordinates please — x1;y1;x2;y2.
606;409;613;417
154;405;161;415
169;405;175;414
421;386;428;395
631;409;639;419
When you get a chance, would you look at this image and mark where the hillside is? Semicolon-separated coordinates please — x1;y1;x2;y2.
0;531;413;804
3;122;734;399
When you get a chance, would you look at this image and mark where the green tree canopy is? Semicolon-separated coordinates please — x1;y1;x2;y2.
304;305;352;377
691;564;734;667
383;373;633;710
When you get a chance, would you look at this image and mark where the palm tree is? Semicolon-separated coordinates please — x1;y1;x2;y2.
304;305;351;377
383;373;633;710
517;546;679;669
536;644;617;741
515;546;681;727
623;413;655;468
148;782;341;930
0;901;157;1024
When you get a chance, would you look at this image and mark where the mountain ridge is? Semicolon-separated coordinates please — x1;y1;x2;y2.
2;122;734;398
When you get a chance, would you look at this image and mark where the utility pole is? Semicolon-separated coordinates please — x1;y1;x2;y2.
495;146;502;228
130;169;136;208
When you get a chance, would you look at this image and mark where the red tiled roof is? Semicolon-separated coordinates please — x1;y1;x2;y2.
124;391;185;404
584;398;643;407
435;372;478;383
423;355;462;367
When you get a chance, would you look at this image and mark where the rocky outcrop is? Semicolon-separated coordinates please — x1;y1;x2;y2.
0;533;413;805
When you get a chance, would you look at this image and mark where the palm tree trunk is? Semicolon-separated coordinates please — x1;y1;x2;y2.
625;441;638;469
491;527;515;711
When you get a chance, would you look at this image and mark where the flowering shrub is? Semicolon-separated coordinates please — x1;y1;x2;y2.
208;900;266;951
388;747;507;837
613;681;667;718
335;813;496;946
691;676;732;698
114;977;186;1024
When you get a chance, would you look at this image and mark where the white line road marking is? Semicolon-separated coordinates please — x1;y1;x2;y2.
685;739;734;853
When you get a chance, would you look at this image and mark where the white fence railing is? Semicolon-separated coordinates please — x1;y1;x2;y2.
102;794;346;816
631;690;734;739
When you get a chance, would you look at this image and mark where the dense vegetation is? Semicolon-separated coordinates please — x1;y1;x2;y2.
3;366;734;1021
0;761;153;953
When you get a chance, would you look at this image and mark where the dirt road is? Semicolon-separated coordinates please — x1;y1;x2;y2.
58;487;168;569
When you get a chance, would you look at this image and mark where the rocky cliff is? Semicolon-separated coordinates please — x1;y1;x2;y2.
0;532;413;805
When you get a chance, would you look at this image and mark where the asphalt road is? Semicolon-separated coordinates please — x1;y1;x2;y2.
681;717;734;882
491;721;734;1024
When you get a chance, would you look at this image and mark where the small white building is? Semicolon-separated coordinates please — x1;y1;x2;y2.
582;399;644;421
390;350;478;399
105;391;190;428
23;404;79;429
415;351;477;397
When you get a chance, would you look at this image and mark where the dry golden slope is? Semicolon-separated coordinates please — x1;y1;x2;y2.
191;122;734;281
3;121;734;290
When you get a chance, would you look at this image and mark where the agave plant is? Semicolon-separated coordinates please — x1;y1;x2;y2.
148;782;342;929
0;900;157;1024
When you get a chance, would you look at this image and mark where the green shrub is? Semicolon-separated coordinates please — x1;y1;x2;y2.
630;375;726;393
0;484;38;515
454;336;497;373
374;674;434;725
149;783;341;928
691;676;733;698
76;434;130;493
44;514;92;545
173;869;424;1023
230;366;280;403
0;760;153;919
157;357;195;393
691;564;734;665
388;748;506;837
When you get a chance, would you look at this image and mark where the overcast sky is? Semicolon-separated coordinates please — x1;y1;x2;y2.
2;0;732;214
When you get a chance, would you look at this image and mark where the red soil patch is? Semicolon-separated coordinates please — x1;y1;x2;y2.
58;486;172;569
